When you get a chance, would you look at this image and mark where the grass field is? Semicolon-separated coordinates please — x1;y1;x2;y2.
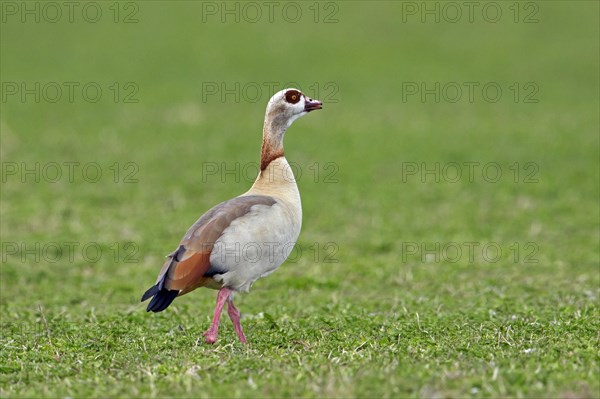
1;1;599;398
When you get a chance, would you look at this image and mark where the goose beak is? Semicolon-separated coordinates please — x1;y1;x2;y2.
304;98;323;112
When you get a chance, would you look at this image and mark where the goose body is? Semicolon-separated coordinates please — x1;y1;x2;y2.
211;158;302;292
141;88;322;343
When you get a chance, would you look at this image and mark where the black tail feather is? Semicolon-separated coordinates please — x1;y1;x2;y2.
142;248;183;312
141;285;159;302
141;283;178;312
145;288;179;312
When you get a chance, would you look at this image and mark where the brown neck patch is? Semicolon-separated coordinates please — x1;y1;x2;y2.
260;140;284;170
260;108;288;170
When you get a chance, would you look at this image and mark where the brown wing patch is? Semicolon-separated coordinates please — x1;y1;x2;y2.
166;250;211;291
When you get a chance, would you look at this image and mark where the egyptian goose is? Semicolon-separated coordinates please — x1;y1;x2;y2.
141;88;322;344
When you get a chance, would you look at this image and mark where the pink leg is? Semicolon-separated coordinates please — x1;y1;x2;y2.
203;287;232;344
227;299;247;343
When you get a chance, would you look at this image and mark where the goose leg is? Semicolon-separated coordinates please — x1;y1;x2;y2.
227;299;247;343
203;287;232;344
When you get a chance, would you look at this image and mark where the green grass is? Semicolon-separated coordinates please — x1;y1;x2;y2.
1;1;599;398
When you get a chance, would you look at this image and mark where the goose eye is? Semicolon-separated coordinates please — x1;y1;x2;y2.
285;90;301;104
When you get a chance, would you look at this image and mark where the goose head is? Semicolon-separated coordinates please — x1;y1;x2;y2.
265;88;322;130
261;88;322;170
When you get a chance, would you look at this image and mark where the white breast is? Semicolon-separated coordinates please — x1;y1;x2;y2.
210;157;302;292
